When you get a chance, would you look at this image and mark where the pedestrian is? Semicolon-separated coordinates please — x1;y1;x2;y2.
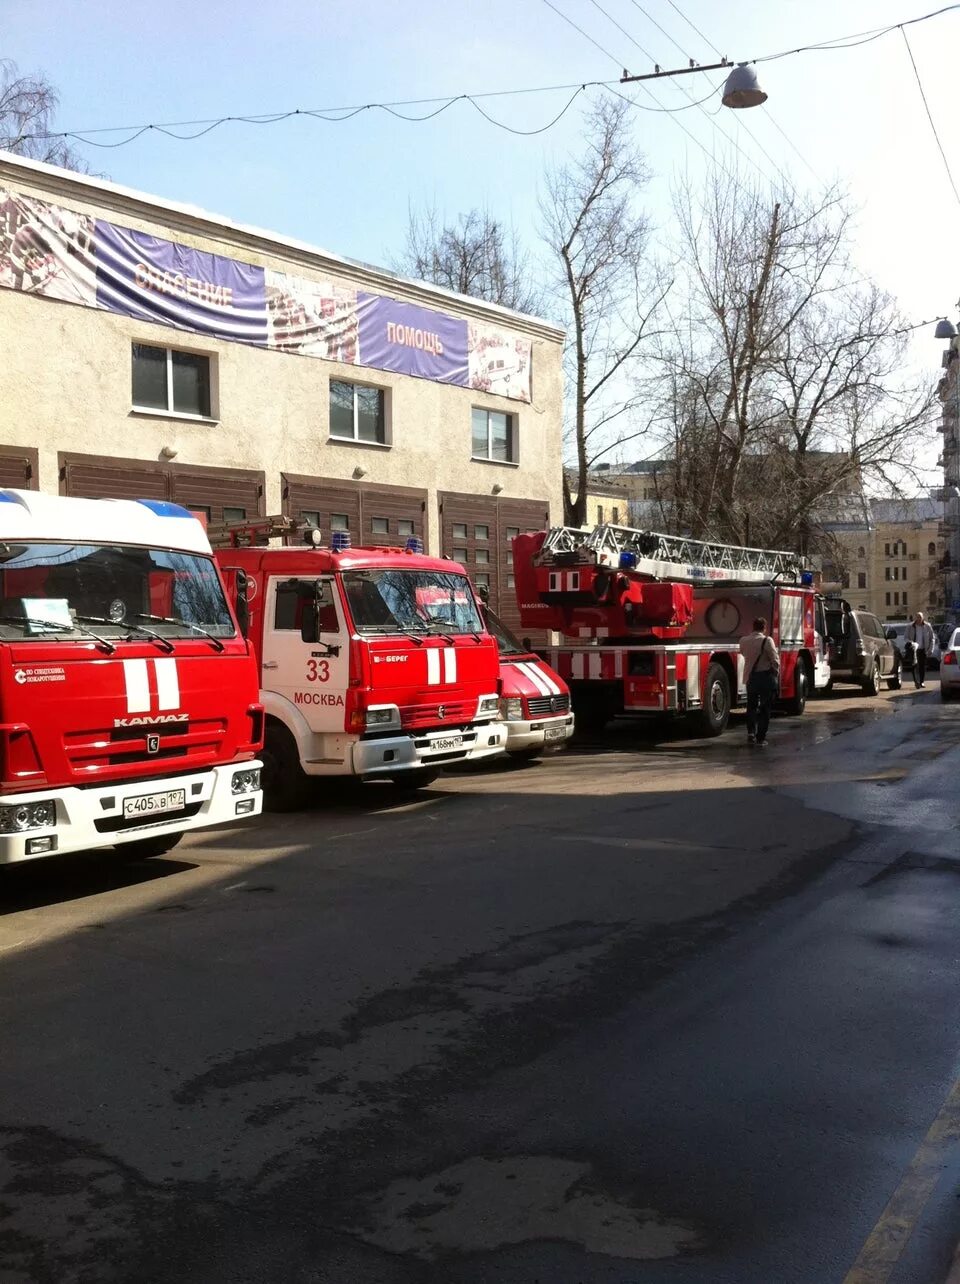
905;611;935;688
739;616;780;747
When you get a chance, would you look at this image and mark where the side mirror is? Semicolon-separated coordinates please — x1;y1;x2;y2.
222;567;250;639
300;607;318;644
885;629;897;641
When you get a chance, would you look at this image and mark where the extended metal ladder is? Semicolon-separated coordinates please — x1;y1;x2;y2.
537;524;804;585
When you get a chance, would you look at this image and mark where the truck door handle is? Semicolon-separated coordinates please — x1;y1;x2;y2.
262;660;279;669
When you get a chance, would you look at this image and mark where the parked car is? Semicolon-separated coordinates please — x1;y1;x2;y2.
940;627;960;701
484;607;574;759
824;600;900;694
885;621;942;670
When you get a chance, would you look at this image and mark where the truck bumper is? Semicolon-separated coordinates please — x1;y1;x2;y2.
0;762;263;865
352;721;505;776
503;714;575;753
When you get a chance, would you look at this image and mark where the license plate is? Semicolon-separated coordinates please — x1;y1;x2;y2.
430;735;464;753
545;724;567;742
122;788;186;819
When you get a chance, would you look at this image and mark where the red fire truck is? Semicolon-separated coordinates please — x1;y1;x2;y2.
212;519;504;809
513;523;830;736
0;490;263;865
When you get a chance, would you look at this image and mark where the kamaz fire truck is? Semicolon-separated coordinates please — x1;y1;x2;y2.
512;523;830;736
0;490;263;865
211;518;504;809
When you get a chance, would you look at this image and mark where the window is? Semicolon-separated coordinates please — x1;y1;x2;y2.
275;579;339;633
475;549;490;564
506;574;515;589
453;523;468;540
885;592;891;606
506;527;520;541
597;505;603;524
132;344;211;418
858;546;866;559
885;567;891;581
893;567;899;581
398;520;415;539
474;573;490;589
928;541;936;556
471;408;516;462
331;513;349;531
474;525;489;541
452;547;468;562
857;572;867;589
894;592;900;605
329;380;386;444
884;543;890;557
902;566;907;580
223;507;246;524
301;510;321;529
371;517;389;535
611;507;620;524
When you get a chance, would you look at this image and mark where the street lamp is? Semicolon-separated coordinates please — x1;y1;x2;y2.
620;60;767;110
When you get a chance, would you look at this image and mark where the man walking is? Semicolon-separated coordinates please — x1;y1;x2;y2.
739;616;780;747
906;612;935;688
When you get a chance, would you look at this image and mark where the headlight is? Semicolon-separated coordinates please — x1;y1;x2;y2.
477;695;500;717
231;768;261;795
366;706;400;729
0;800;56;833
499;697;523;721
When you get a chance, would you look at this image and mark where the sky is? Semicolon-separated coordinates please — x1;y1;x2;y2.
3;0;958;470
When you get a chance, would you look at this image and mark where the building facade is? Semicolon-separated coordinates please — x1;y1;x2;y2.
0;153;564;634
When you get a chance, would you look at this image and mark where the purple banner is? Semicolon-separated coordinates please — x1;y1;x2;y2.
357;292;468;385
93;220;268;343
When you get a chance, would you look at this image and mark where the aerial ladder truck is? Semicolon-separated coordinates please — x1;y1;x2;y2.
512;523;831;736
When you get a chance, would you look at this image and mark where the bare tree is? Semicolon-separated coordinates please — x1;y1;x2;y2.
655;172;933;551
0;60;89;172
394;206;542;315
540;95;669;527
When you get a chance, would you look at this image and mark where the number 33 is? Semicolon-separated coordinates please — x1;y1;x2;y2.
306;659;330;682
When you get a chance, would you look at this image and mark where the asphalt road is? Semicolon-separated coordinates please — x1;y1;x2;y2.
2;685;960;1284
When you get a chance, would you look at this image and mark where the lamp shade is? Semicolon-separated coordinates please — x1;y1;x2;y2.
935;319;958;340
722;63;767;109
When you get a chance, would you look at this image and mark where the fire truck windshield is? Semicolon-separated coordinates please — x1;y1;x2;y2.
483;607;528;656
0;542;235;642
343;569;482;636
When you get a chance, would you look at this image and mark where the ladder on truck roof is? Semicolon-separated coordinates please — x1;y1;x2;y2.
538;523;805;586
206;515;305;548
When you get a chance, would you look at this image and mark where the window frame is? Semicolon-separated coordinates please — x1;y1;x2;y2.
328;378;389;447
131;342;216;422
470;406;518;465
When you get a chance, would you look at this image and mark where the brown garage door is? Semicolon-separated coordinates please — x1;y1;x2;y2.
0;447;39;491
59;453;265;526
281;473;428;549
438;491;549;638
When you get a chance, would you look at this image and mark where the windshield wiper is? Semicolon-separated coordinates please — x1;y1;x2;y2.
425;625;456;644
0;615;116;653
134;612;225;653
76;614;175;654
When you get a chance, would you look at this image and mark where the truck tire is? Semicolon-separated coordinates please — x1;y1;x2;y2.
787;657;810;715
389;768;439;790
697;663;731;737
117;832;183;860
862;659;881;697
262;722;313;812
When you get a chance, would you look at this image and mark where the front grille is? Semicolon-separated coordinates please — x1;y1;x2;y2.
403;700;475;730
527;694;570;716
64;719;226;773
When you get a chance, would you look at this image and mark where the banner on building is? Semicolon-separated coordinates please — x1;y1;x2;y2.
0;187;533;403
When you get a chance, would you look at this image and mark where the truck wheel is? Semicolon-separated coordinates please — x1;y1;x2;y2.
262;722;312;812
697;663;731;736
389;769;439;790
117;832;183;860
861;659;881;697
787;658;810;715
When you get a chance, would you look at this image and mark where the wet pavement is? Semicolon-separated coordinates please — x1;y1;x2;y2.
1;685;959;1282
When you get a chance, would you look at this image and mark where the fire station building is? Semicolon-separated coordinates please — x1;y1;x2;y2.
0;152;563;634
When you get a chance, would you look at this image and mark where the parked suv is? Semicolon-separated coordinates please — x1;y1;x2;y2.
824;600;901;694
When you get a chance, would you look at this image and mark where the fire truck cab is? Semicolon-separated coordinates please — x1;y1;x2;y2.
213;520;504;808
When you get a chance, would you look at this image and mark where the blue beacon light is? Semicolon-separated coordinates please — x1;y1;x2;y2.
800;570;814;586
405;536;424;554
619;550;638;570
331;531;351;552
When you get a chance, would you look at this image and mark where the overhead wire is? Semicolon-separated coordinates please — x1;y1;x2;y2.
899;26;960;213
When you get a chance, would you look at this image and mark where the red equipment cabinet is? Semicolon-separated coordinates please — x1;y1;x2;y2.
512;525;830;736
212;520;504;808
0;490;263;865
